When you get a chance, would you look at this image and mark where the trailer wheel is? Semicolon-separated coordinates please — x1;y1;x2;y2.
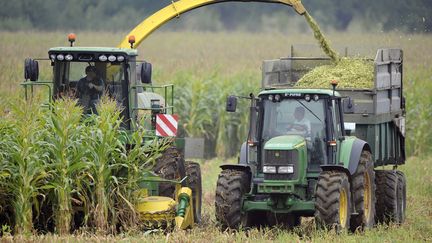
185;161;202;223
215;169;250;229
375;170;401;224
153;147;185;198
350;150;376;231
396;171;406;224
315;171;351;231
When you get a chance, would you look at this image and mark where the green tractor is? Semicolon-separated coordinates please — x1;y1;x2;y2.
21;35;202;229
215;48;406;231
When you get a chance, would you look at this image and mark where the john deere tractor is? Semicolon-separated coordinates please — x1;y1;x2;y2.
215;48;406;231
22;34;201;230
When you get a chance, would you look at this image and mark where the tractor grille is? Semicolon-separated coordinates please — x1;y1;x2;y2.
264;150;299;180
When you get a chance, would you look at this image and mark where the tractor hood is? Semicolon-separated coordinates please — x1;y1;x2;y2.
264;135;306;150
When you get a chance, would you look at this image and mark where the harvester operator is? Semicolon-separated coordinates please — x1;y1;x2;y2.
77;66;105;114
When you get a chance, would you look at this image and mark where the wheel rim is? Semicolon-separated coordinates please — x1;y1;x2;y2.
364;171;372;220
339;188;348;227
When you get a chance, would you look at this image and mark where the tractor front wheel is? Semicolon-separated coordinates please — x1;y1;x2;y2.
215;169;250;229
315;171;352;231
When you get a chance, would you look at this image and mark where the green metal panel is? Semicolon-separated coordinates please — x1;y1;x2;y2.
259;88;340;97
264;135;305;150
49;47;138;56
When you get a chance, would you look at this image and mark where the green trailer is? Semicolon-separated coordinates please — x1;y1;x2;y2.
215;48;406;231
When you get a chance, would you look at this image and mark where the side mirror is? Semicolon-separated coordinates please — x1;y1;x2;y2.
24;58;39;81
140;61;152;84
226;95;237;112
342;97;354;113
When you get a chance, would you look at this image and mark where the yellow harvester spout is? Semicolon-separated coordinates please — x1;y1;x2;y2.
117;0;305;49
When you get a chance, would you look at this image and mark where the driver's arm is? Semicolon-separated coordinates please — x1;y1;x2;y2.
92;79;104;92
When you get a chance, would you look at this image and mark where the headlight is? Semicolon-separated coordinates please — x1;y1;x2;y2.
65;54;73;61
313;94;319;101
99;55;107;61
50;54;56;61
305;94;311;102
278;165;294;174
263;166;276;174
268;95;274;101
57;54;64;61
275;94;281;102
117;55;125;62
108;55;116;62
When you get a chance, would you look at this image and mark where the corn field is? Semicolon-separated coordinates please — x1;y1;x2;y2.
0;97;167;235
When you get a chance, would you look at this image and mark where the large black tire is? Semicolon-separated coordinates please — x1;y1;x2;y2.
215;169;250;229
185;161;202;224
315;171;352;231
396;171;406;224
350;150;376;231
375;170;402;224
153;147;186;198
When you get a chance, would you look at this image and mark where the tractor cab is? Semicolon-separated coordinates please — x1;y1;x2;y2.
22;35;174;132
227;88;344;183
256;89;344;174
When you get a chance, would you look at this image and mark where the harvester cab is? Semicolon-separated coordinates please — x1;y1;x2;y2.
21;34;202;230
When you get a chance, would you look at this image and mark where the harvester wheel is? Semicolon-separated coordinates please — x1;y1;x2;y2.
215;169;250;229
315;171;351;231
185;161;202;223
375;170;402;224
153;147;185;198
396;171;406;224
350;150;376;231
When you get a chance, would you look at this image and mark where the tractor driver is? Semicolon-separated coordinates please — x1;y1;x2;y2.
287;106;311;139
77;66;105;114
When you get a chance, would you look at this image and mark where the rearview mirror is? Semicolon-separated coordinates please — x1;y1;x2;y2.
226;95;237;112
24;58;39;81
140;61;152;84
342;97;354;113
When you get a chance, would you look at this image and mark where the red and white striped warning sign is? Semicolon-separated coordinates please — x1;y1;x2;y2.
156;114;179;137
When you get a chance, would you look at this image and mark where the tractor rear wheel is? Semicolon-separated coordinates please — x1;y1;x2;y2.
350;150;376;231
153;147;186;198
185;161;202;223
375;170;403;224
315;171;351;231
215;169;250;229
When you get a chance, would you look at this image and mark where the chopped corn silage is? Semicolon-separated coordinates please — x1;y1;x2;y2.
295;58;374;89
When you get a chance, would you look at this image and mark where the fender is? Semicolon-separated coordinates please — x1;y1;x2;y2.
238;142;248;164
339;137;371;175
220;164;252;174
117;0;305;49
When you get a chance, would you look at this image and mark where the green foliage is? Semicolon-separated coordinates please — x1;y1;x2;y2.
174;71;259;158
0;0;430;33
0;97;164;235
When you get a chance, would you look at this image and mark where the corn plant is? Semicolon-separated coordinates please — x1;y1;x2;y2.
42;99;91;235
0;99;50;235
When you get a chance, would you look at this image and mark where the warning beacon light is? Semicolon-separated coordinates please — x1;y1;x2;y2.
68;33;76;47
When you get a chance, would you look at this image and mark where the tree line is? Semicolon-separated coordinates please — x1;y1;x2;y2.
0;0;430;33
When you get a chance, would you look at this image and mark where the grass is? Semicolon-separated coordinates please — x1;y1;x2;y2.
1;156;431;242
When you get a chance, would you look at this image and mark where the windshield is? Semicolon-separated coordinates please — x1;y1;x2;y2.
261;98;327;169
55;61;126;114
